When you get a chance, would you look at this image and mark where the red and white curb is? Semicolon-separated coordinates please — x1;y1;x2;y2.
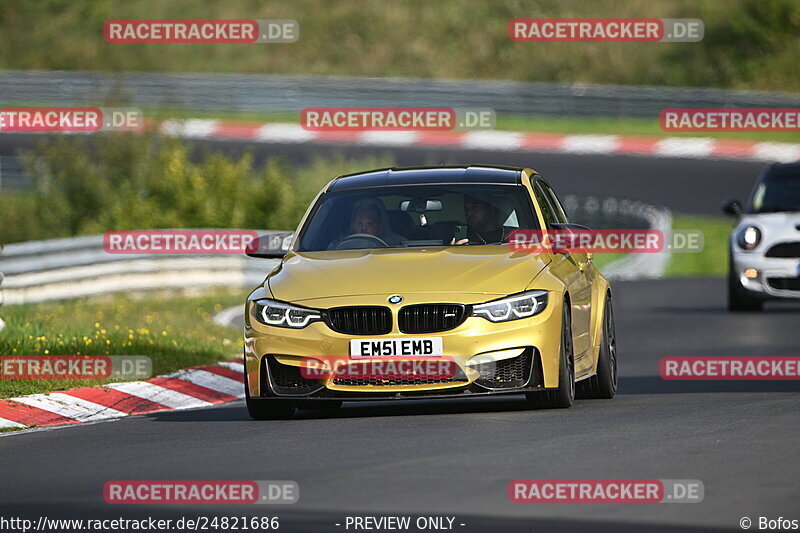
159;119;800;163
0;361;244;432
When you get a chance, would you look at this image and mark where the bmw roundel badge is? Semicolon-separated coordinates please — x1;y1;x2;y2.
388;295;403;304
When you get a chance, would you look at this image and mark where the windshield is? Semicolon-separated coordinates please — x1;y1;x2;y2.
747;166;800;214
296;184;540;251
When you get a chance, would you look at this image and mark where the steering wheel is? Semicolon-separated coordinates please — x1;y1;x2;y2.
335;233;389;249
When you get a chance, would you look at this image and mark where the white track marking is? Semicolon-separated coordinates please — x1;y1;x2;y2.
752;142;800;163
654;138;714;158
256;123;315;143
10;393;127;422
460;131;524;150
358;131;419;146
218;362;245;374
160;119;220;138
168;369;244;397
107;381;212;409
562;135;619;154
0;417;26;429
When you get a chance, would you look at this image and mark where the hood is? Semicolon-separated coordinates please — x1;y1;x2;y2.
267;247;549;302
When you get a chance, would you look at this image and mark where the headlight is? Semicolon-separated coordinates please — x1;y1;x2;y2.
252;299;321;328
471;290;548;322
736;225;761;250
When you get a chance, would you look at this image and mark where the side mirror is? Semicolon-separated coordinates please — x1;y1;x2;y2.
721;199;742;218
246;232;294;258
548;223;593;258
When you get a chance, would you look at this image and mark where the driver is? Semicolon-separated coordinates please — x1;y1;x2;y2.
452;195;510;245
329;198;403;249
351;204;384;237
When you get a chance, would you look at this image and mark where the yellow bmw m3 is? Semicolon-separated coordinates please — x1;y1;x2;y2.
243;165;616;419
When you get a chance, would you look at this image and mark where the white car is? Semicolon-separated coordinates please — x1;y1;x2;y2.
723;162;800;311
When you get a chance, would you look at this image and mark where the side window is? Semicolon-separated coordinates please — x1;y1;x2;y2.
539;181;570;223
532;182;558;229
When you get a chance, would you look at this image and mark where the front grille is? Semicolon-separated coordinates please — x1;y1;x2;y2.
263;355;321;395
765;242;800;258
767;277;800;291
325;306;391;335
398;304;467;333
474;349;533;390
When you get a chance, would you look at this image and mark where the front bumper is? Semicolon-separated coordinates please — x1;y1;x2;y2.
244;294;564;399
731;249;800;300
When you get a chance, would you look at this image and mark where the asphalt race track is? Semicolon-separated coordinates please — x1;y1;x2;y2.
0;137;797;531
0;134;766;215
1;279;798;532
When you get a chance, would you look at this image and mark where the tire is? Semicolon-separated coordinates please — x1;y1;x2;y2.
576;294;617;399
244;356;295;420
727;252;763;312
526;300;575;409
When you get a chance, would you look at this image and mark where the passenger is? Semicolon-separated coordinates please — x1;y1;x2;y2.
452;195;511;245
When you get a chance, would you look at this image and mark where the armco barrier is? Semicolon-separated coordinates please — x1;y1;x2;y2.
0;231;287;305
0;198;671;307
1;70;799;118
563;195;672;280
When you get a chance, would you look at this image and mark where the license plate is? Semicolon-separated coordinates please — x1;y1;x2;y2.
350;337;443;358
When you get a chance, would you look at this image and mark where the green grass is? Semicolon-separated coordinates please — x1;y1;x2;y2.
0;289;248;399
665;214;733;277
589;214;733;277
1;0;799;92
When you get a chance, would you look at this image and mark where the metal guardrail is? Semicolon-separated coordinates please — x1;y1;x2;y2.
563;195;672;280
0;197;672;315
0;231;286;305
2;70;800;118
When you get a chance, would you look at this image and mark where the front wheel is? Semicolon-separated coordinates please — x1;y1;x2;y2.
576;294;617;399
526;300;574;409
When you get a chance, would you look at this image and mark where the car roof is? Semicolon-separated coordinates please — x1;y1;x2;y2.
766;161;800;173
327;165;523;191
